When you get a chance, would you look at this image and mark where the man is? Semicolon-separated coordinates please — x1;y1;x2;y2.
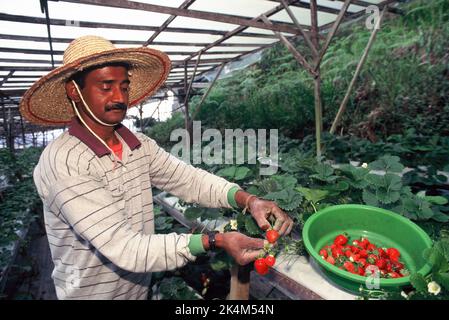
20;35;293;300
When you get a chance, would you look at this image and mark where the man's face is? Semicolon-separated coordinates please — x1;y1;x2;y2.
78;65;130;125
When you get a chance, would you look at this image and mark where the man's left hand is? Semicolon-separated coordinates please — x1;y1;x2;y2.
248;198;294;236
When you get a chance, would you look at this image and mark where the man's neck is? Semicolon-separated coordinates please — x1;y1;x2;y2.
78;114;119;146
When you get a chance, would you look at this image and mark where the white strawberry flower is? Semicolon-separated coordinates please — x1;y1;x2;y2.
428;281;441;295
361;163;368;169
400;291;409;299
230;219;238;230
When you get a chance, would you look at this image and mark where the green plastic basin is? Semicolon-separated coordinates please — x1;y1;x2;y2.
302;204;433;294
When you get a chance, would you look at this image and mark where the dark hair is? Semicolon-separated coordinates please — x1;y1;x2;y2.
68;61;131;89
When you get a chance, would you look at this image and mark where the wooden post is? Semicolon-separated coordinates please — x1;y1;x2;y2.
311;0;322;160
315;0;352;71
330;7;387;134
228;264;251;300
183;61;192;147
191;63;225;121
19;113;26;147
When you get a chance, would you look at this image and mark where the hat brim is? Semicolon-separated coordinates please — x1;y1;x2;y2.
20;47;171;126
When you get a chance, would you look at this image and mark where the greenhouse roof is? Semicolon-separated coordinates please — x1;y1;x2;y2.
0;0;399;134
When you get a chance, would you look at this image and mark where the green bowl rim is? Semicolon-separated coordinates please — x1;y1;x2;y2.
302;204;433;287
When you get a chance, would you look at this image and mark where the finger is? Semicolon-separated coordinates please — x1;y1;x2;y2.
245;236;265;249
252;211;270;231
272;206;287;233
241;249;265;265
278;218;289;236
285;219;294;235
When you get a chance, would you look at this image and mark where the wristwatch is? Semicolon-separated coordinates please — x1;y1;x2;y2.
207;231;219;251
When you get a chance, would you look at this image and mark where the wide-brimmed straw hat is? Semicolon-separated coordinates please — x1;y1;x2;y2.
20;35;171;126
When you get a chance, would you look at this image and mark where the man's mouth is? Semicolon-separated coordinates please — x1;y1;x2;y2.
105;103;127;112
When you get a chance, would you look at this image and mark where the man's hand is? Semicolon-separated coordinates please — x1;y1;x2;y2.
215;232;266;266
248;198;294;236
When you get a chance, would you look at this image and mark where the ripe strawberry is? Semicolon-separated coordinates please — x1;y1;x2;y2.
265;255;276;267
343;261;355;273
377;248;387;258
319;249;328;259
326;256;335;265
360;238;370;249
358;267;366;276
358;258;367;268
254;258;269;275
359;249;368;258
345;250;352;258
376;258;387;270
352;240;362;248
334;234;348;246
388;271;402;279
332;247;344;258
386;248;400;263
367;254;378;264
392;261;404;272
266;229;280;243
367;243;377;251
350;246;360;254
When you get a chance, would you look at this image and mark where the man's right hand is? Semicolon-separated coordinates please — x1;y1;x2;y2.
214;232;266;266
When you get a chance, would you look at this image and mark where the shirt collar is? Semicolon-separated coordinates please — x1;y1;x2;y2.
68;117;141;158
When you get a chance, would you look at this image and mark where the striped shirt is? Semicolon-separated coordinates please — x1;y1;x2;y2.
33;117;238;300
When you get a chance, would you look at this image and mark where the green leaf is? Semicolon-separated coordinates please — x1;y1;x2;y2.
384;173;403;191
310;163;338;182
435;240;449;261
376;188;400;204
244;215;261;236
276;189;303;211
203;208;221;220
216;166;237;179
210;251;234;271
362;189;379;207
366;174;385;187
423;247;449;273
432;211;449;223
296;187;329;204
263;189;289;201
410;273;428;293
434;273;449;292
369;155;404;173
184;207;203;221
322;180;350;192
234;166;251;181
271;175;298;189
425;196;449;205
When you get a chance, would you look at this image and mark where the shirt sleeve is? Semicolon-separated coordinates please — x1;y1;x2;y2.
140;134;241;208
45;171;198;273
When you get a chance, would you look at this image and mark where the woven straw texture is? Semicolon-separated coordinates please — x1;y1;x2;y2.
20;36;171;126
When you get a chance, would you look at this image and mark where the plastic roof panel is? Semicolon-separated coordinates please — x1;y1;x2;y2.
0;0;399;129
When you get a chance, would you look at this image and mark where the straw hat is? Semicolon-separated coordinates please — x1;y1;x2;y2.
20;35;171;126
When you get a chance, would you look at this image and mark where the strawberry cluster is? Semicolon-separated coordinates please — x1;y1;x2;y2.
253;229;279;275
319;233;408;279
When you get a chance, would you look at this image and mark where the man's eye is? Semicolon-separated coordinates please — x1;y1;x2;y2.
102;86;111;91
122;87;129;92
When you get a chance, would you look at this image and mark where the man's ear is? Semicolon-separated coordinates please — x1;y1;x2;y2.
65;81;80;103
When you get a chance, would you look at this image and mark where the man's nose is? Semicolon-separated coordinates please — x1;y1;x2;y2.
111;86;127;103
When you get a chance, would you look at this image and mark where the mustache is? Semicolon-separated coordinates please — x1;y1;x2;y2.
105;103;128;111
